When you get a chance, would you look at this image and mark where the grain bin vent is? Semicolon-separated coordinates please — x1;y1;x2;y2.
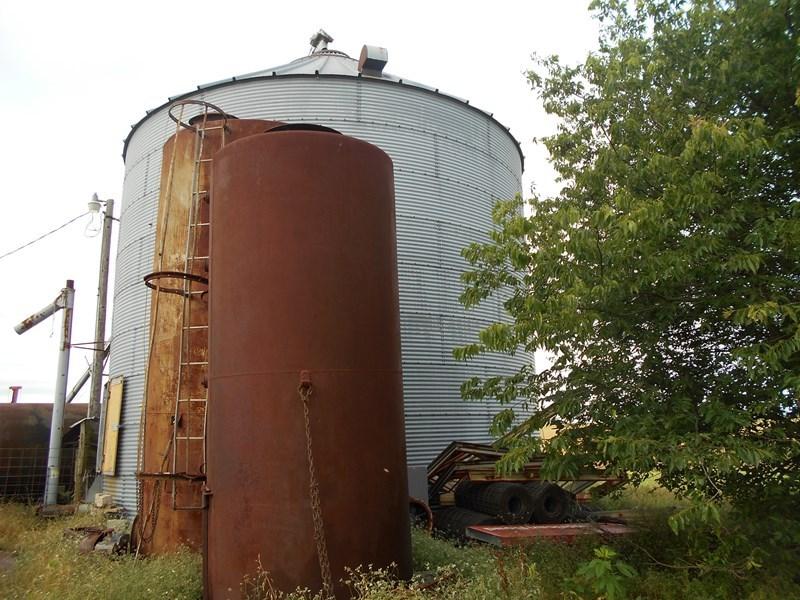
310;29;334;52
359;45;388;77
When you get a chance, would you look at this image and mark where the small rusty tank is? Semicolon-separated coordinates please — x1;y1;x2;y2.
206;127;411;598
137;106;282;554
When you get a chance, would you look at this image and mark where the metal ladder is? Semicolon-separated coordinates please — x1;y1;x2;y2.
171;104;227;510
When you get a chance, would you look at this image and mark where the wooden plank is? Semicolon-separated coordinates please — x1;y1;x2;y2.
100;377;124;476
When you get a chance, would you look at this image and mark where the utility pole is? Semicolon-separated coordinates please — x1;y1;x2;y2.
89;196;114;419
74;195;115;503
15;280;75;506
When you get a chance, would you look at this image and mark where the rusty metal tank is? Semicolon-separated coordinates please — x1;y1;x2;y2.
136;107;282;554
206;127;412;598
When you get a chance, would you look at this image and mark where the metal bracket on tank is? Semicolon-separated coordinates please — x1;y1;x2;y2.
299;370;312;391
144;270;208;298
168;99;234;133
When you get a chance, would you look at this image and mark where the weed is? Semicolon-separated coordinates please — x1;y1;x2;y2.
568;546;637;600
0;503;202;600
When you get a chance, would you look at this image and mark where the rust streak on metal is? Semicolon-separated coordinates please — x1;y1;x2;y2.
136;113;283;556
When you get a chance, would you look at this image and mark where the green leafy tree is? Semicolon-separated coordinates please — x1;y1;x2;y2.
457;0;800;535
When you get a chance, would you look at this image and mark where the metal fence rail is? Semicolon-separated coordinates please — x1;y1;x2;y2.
0;447;77;502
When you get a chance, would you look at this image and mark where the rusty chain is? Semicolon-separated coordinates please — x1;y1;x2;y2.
299;383;334;599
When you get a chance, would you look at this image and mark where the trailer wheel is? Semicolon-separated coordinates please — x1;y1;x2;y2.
525;482;571;524
454;482;534;525
433;507;498;540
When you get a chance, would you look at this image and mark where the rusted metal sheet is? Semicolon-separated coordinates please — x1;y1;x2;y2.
466;523;634;546
0;405;84;502
409;497;433;533
206;129;412;599
76;528;108;553
0;404;85;448
137;112;282;555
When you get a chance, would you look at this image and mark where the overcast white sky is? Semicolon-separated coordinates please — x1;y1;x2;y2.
0;0;599;405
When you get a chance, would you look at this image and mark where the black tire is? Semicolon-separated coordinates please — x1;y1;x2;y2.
454;482;534;525
433;507;498;539
525;481;571;524
453;481;479;506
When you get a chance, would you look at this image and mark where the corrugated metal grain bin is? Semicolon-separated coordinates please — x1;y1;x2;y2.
105;42;531;514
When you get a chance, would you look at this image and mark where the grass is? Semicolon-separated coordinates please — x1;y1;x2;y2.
0;503;201;600
597;476;687;511
1;484;797;599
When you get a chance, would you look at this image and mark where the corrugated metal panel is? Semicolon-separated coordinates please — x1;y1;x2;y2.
106;74;530;511
104;151;156;513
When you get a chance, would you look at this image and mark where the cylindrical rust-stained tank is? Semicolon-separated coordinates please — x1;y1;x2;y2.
206;128;412;599
137;110;282;555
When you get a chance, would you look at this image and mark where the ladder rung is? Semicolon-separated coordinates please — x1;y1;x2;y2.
175;436;206;441
187;256;209;260
180;361;208;366
182;325;209;330
177;398;207;403
192;190;209;195
197;158;214;163
190;222;210;227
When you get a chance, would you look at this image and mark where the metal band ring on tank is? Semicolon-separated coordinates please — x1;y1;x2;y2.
167;99;234;133
143;270;208;298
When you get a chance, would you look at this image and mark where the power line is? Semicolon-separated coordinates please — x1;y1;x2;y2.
0;212;89;262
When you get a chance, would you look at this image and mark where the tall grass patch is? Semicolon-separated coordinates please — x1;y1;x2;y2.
0;503;202;600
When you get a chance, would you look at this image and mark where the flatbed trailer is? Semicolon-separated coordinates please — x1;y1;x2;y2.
428;441;624;506
426;442;630;544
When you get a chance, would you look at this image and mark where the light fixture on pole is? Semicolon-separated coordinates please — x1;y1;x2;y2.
85;193;104;237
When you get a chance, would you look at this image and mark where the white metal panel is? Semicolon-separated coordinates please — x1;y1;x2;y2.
106;71;529;512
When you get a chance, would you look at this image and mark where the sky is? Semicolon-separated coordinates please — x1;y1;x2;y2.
0;0;600;405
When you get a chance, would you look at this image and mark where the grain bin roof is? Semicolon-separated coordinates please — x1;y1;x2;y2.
122;48;524;168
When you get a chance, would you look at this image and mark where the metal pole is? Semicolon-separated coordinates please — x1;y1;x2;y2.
9;386;21;403
67;344;109;405
44;280;74;506
14;297;61;335
66;367;91;404
89;198;113;419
